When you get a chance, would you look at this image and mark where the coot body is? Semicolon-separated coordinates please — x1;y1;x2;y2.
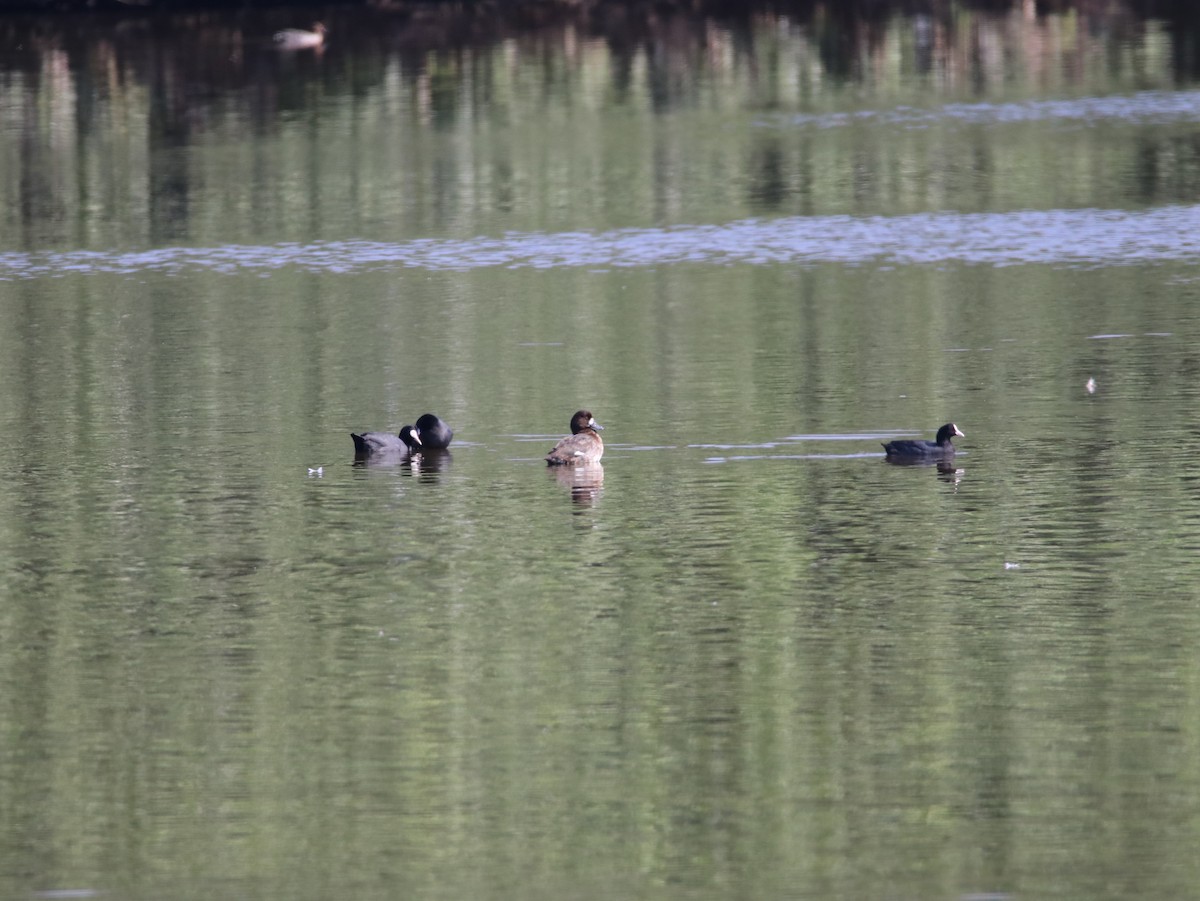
351;429;412;456
882;423;964;458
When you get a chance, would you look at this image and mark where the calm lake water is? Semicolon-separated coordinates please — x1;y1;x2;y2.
3;3;1200;900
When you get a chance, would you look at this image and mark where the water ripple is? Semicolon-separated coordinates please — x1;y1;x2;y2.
2;205;1198;279
775;90;1200;130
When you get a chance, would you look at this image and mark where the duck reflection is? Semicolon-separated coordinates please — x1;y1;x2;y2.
551;462;604;506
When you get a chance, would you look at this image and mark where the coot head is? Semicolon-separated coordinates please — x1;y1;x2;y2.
398;425;422;451
934;423;965;446
413;413;453;450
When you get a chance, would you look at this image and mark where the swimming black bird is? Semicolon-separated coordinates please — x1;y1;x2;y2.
405;413;453;450
882;423;964;458
351;425;419;456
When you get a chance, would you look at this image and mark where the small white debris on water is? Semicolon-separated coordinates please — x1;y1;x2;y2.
1085;377;1096;394
308;466;324;476
1004;562;1020;569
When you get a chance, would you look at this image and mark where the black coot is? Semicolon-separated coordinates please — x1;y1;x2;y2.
882;423;964;458
408;413;453;450
351;430;412;455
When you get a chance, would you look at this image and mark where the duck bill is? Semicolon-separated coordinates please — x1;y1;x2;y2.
589;419;604;431
954;426;965;438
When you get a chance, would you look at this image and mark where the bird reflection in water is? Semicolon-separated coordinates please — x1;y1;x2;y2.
405;449;452;480
882;454;965;487
551;462;604;506
352;448;451;481
936;460;965;487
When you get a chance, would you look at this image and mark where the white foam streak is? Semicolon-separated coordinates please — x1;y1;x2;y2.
2;205;1198;279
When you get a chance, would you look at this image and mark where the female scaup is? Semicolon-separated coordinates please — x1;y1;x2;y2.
545;410;604;466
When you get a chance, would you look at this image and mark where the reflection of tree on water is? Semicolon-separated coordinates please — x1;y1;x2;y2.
1;0;1190;254
551;462;604;507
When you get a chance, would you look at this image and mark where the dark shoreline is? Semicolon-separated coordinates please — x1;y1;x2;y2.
1;0;1197;18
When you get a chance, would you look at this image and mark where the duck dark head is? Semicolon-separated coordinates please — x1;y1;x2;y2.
570;410;603;435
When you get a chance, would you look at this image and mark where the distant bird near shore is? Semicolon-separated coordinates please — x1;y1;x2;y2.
274;23;326;51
